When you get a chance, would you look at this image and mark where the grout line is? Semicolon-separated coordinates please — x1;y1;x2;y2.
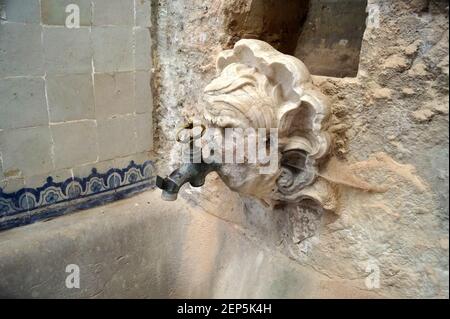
44;76;56;171
0;121;92;132
49;119;97;126
0;152;4;180
0;75;46;80
133;0;137;27
89;1;100;164
132;0;139;155
0;1;5;22
0;71;142;79
40;25;91;29
39;0;56;171
0;70;141;79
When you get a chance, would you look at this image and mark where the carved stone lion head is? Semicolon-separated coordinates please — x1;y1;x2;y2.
202;39;332;206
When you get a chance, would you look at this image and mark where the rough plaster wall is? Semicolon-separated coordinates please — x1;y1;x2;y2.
151;0;226;175
0;0;154;193
153;0;449;298
309;0;449;297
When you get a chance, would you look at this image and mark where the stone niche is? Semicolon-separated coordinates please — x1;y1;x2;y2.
224;0;368;77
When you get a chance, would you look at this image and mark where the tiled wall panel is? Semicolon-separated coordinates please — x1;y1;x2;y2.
0;0;154;231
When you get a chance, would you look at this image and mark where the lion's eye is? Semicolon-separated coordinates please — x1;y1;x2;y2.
281;150;308;173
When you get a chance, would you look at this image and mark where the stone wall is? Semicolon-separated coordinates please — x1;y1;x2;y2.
0;0;447;298
152;0;449;298
0;0;154;229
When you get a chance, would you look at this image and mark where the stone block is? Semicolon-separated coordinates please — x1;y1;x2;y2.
47;73;95;122
94;72;134;119
135;0;151;27
43;27;92;74
109;151;151;172
92;0;134;26
41;0;92;26
0;152;4;181
134;27;152;71
24;168;73;189
135;113;153;153
0;126;53;177
51;121;98;170
0;77;48;130
0;176;25;193
2;0;40;23
72;151;150;180
72;158;113;181
0;23;43;77
135;71;152;114
92;26;134;73
97;116;136;160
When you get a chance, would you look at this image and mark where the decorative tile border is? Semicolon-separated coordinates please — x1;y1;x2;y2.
0;161;155;231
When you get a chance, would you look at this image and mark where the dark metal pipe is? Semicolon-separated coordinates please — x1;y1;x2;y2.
156;162;218;201
156;122;219;201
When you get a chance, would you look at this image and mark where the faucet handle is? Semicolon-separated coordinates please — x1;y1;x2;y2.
176;122;206;144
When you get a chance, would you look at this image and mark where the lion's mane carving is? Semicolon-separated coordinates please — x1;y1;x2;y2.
203;39;332;206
